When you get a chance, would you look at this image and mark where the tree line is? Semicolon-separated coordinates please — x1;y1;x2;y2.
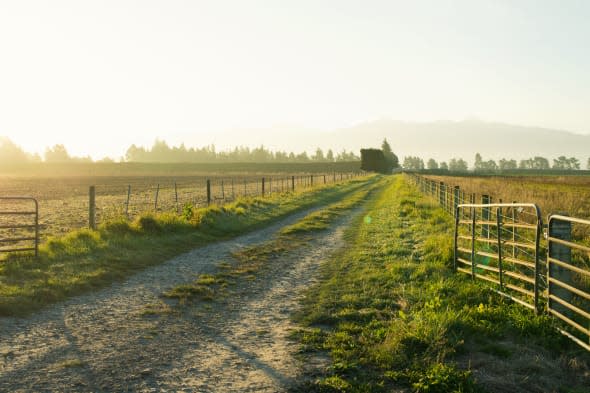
402;153;589;171
0;137;360;164
125;140;359;163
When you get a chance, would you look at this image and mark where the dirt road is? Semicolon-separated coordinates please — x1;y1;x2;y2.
0;207;359;392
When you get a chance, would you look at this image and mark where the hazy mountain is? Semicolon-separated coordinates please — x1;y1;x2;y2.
200;119;589;165
326;119;590;164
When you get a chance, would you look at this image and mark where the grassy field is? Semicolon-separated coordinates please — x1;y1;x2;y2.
293;175;590;392
0;175;375;316
423;174;590;218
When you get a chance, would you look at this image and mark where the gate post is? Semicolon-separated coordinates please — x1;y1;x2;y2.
482;195;490;238
548;215;573;319
453;186;460;217
89;186;96;230
206;180;211;205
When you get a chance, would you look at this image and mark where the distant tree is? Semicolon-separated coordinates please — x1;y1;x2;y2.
44;144;70;162
381;138;399;169
439;161;448;171
125;144;148;162
312;148;325;161
402;156;424;170
448;158;468;172
0;137;29;165
474;153;483;170
553;156;580;170
499;158;517;170
426;158;438;170
519;156;550;170
326;149;334;162
274;151;288;162
336;149;360;161
473;153;497;171
518;158;531;169
532;156;550;169
296;151;310;162
484;159;498;171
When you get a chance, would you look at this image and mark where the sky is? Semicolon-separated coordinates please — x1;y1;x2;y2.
0;0;589;159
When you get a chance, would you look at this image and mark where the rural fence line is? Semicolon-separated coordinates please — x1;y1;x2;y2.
407;173;590;352
88;172;362;228
0;172;362;254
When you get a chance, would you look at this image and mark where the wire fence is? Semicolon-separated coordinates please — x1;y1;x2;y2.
0;172;363;244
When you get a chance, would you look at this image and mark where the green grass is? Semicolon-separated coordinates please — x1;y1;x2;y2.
163;177;387;304
293;175;589;392
0;175;376;316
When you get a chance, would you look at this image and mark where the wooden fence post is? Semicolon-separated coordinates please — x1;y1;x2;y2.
154;184;160;211
125;185;131;218
89;186;96;230
174;181;179;213
291;176;295;191
262;177;265;197
206;179;211;205
439;182;445;208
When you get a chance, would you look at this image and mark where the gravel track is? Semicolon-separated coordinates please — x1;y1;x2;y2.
0;206;359;392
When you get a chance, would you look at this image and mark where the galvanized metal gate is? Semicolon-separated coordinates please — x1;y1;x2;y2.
454;203;543;313
547;215;590;351
0;197;39;257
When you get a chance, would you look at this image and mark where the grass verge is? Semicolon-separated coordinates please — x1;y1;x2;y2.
0;176;376;316
163;177;387;304
292;175;590;393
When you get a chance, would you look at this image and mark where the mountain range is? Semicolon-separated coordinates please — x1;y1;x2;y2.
200;119;590;165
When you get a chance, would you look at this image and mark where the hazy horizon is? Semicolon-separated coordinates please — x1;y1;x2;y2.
1;1;589;160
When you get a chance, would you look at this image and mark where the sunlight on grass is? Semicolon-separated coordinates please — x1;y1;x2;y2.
0;176;375;316
293;175;589;392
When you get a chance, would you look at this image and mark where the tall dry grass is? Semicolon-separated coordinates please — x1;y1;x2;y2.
425;175;590;219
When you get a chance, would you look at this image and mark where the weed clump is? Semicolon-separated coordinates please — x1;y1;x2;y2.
136;215;162;233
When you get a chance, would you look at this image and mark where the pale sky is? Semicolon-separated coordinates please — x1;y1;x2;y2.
0;0;589;159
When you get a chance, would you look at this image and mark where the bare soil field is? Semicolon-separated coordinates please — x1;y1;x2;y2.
0;173;348;244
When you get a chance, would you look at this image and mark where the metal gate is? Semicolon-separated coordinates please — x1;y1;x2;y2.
547;215;590;351
454;202;543;313
0;197;39;257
